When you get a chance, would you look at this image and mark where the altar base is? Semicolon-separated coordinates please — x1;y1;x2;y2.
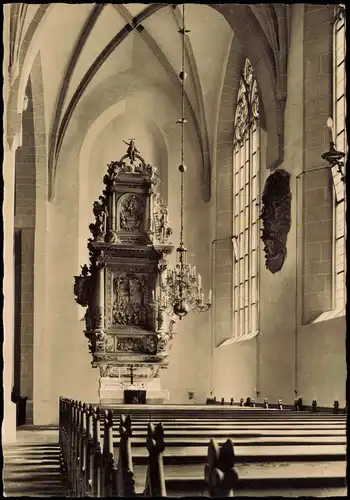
98;376;169;405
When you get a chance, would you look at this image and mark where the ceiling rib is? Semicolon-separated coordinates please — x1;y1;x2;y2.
113;4;208;197
53;3;168;187
114;4;137;24
48;4;105;199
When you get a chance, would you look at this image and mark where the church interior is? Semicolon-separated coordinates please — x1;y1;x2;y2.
2;3;347;497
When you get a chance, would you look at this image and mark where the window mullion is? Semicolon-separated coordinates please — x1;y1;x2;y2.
332;14;346;311
248;128;252;335
232;58;261;339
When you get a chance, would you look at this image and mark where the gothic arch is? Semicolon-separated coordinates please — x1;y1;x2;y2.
214;4;285;171
5;4;51;150
9;3;286;203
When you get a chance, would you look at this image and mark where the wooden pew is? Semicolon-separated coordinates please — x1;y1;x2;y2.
74;401;83;496
59;398;138;497
101;409;117;496
58;397;69;489
69;399;79;496
81;403;93;496
204;439;238;497
59;396;346;497
116;414;135;496
90;406;102;497
144;422;166;497
77;402;88;496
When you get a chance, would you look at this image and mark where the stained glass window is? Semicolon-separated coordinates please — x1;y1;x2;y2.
232;59;260;340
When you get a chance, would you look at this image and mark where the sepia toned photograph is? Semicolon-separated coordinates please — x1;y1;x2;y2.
2;2;347;497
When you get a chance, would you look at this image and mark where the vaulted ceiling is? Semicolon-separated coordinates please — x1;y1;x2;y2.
6;3;290;201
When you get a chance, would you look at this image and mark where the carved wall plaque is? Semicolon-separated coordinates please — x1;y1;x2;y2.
260;169;292;273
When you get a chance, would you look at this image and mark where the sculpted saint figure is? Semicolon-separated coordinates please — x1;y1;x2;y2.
123;139;139;163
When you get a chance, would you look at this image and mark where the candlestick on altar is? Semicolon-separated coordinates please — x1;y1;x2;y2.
208;289;212;304
198;273;202;288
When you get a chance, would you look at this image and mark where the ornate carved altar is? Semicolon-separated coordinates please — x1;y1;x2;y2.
74;141;176;404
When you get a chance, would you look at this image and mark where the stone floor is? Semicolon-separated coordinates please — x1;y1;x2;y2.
2;428;66;497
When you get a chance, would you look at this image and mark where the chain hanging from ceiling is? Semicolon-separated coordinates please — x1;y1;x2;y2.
152;4;212;320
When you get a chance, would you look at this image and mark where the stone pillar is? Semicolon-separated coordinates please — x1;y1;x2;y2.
3;135;21;443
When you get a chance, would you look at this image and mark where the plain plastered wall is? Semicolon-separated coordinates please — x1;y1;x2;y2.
297;317;346;406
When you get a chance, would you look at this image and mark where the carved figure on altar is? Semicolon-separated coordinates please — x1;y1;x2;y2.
153;193;173;244
119;194;144;232
74;265;92;307
93;198;108;226
123;139;139;164
89;197;108;241
156;332;169;353
159;206;172;241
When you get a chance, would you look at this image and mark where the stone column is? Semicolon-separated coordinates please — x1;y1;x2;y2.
3;134;21;443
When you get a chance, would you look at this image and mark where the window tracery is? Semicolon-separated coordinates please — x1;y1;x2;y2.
232;59;260;341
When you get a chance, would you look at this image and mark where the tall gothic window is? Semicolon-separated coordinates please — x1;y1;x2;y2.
232;59;260;341
332;5;346;311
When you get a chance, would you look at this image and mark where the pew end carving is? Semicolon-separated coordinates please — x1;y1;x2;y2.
204;439;239;497
144;422;166;497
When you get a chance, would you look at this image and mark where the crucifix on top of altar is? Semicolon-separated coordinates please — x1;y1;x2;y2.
73;140;177;405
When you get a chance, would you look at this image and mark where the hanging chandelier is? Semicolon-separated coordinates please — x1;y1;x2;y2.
153;4;212;320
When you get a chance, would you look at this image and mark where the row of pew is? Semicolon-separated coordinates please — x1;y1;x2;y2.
59;397;346;497
59;397;237;497
206;396;345;413
109;405;346;497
